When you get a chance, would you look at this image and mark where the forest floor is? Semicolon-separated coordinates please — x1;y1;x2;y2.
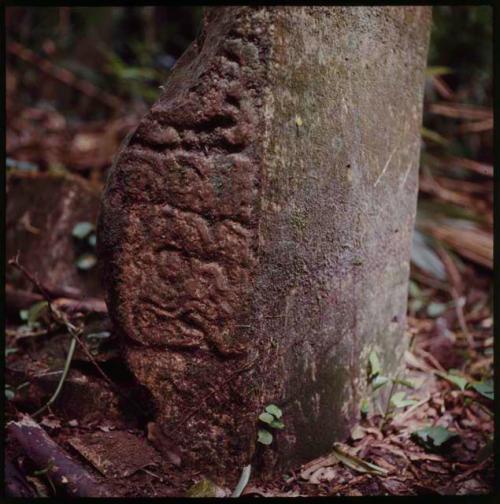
4;265;494;497
5;34;494;497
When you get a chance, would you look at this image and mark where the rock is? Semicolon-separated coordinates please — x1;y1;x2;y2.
6;171;102;298
67;431;161;478
98;6;432;482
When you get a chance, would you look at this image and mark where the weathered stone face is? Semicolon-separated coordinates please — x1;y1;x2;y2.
98;6;431;482
98;8;270;480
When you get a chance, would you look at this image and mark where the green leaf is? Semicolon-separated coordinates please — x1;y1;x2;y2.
186;478;219;497
411;230;447;280
436;371;468;391
72;222;94;239
27;301;48;327
257;429;273;445
470;380;493;400
265;404;283;419
368;351;381;379
258;412;275;425
409;299;424;313
48;163;68;175
390;391;418;409
391;377;417;389
19;309;29;321
5;386;15;400
360;399;369;417
332;444;388;475
420;127;450;146
412;426;458;450
88;233;97;247
5;348;18;356
269;418;285;430
427;302;448;318
408;280;422;299
76;253;97;270
372;375;390;391
425;66;453;77
33;460;55;476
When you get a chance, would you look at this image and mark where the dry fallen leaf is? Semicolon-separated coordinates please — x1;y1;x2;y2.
300;453;339;480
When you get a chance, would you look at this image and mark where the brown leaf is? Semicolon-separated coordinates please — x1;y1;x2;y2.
300;453;339;480
380;478;413;495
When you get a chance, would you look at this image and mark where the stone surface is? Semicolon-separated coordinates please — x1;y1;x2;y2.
98;6;431;482
6;171;102;298
67;431;161;478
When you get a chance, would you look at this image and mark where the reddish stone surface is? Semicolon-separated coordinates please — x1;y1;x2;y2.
6;171;102;298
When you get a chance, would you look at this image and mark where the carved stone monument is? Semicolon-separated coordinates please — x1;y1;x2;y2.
98;6;431;482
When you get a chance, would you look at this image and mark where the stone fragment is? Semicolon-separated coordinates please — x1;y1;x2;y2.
67;431;160;478
6;171;102;298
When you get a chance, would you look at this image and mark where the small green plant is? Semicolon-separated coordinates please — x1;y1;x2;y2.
72;221;94;240
364;349;493;434
25;301;49;327
436;371;493;401
257;404;284;446
72;222;97;270
5;381;30;401
364;350;419;424
411;425;458;451
5;384;15;400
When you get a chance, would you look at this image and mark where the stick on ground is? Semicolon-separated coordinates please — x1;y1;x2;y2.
7;415;107;497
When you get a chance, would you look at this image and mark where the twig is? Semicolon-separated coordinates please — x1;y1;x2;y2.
7;327;49;340
6;284;107;315
379;375;398;430
5;284;44;310
231;464;252;498
8;253;55;318
70;332;145;414
431;75;455;100
470;399;493;418
451;288;474;348
452;458;491;483
8;257;142;417
32;336;77;418
410;270;450;293
9;254;83;417
391;394;431;426
414;347;446;372
72;333;114;385
8;255;118;410
7;415;106;497
52;297;107;315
